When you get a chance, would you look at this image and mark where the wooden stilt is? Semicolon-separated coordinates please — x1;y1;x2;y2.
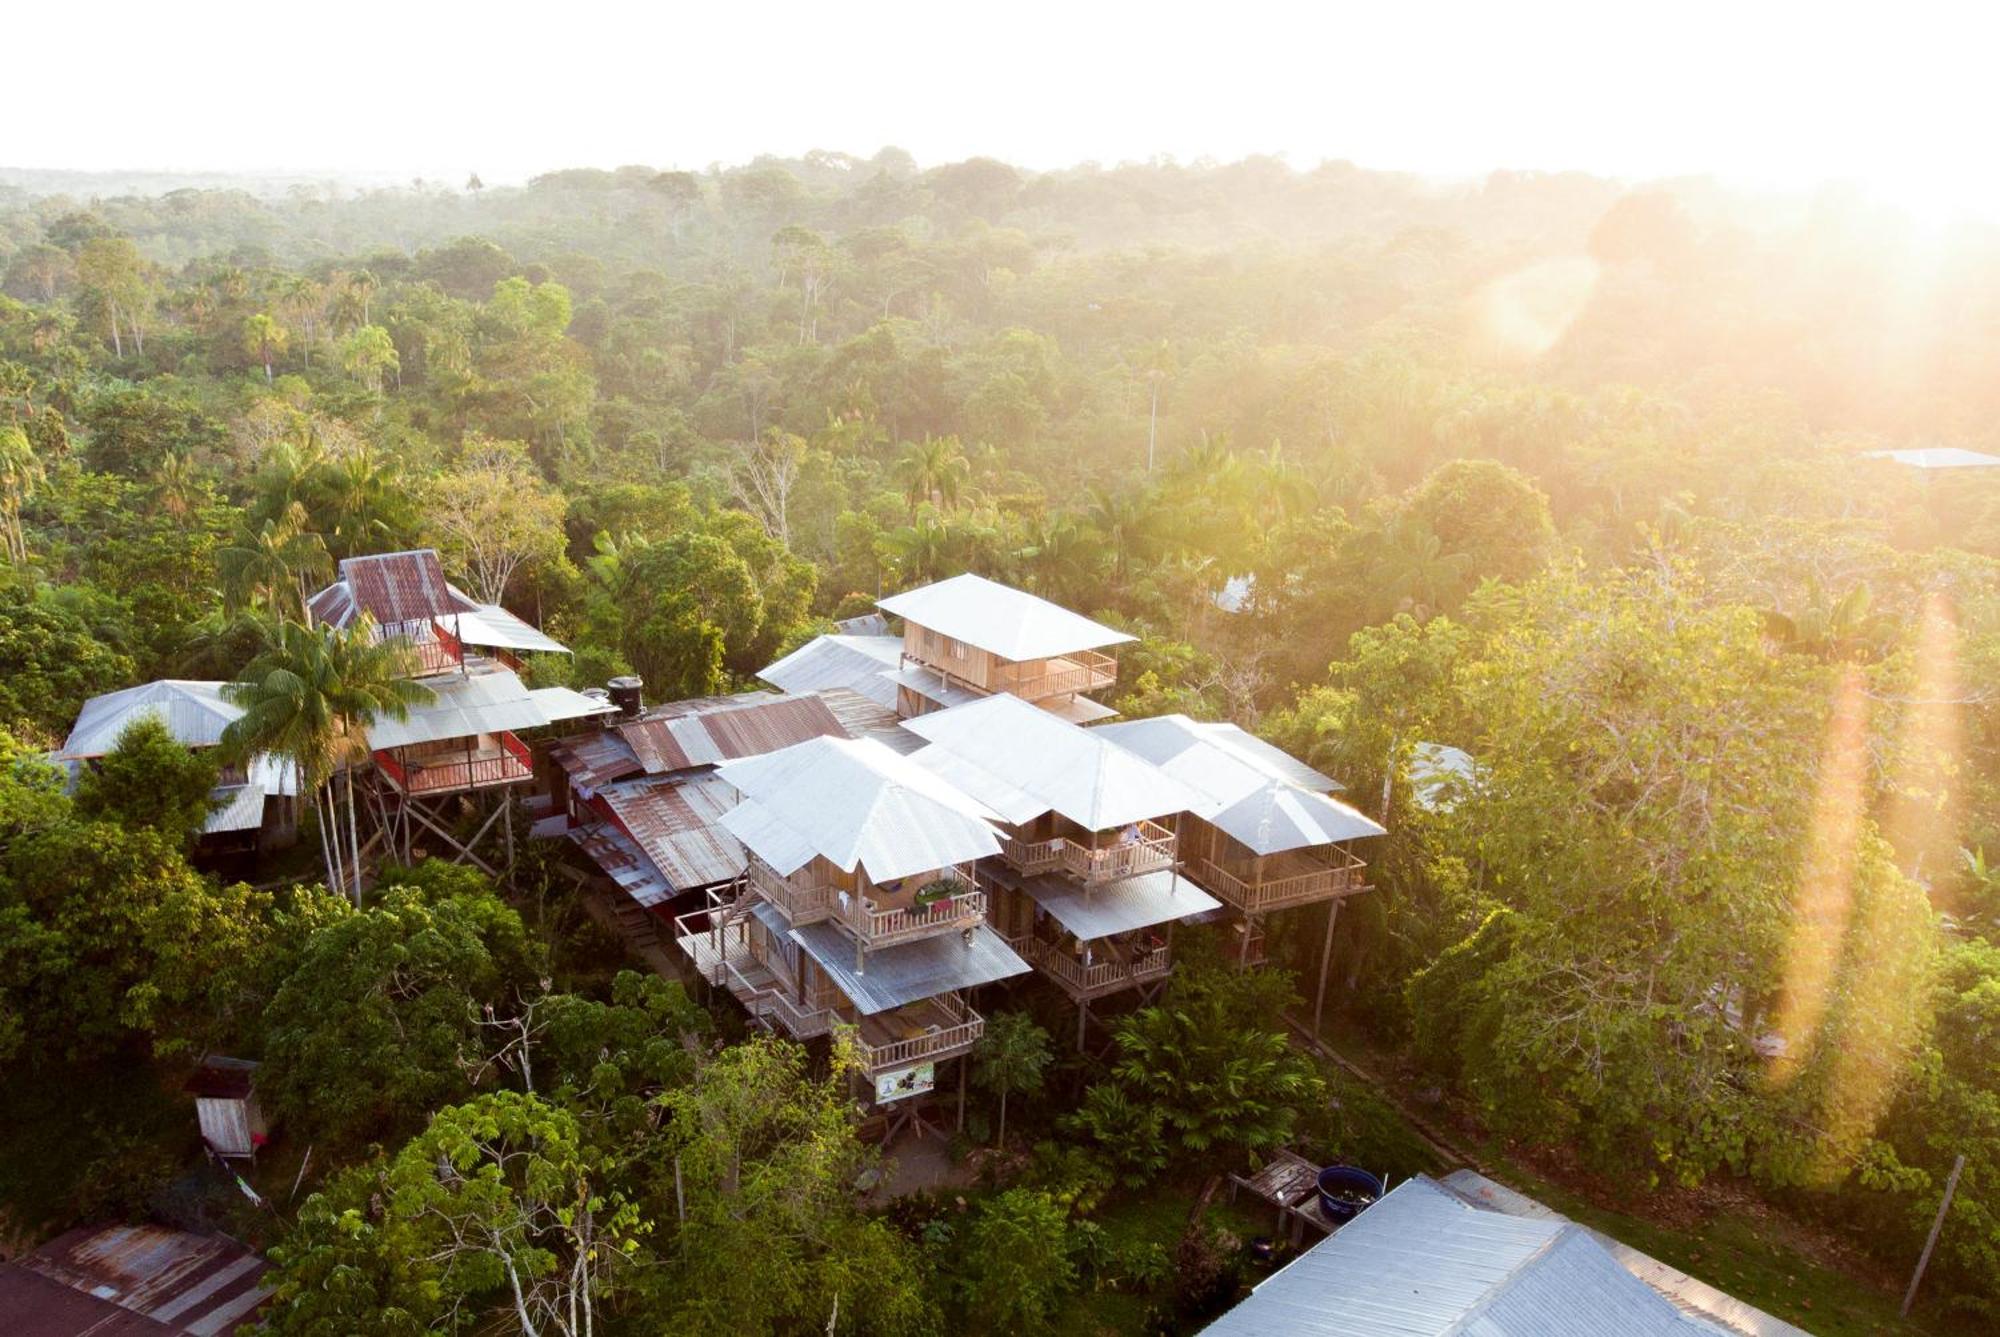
957;1055;967;1134
1313;899;1341;1035
1077;999;1087;1049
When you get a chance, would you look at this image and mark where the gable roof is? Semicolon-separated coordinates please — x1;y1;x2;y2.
1202;1177;1717;1337
717;735;1003;882
757;634;903;708
903;693;1203;831
878;573;1135;661
308;549;475;628
58;680;241;758
615;694;847;775
595;775;745;893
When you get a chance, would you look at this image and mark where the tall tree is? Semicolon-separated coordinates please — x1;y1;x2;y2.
243;312;288;382
972;1011;1052;1147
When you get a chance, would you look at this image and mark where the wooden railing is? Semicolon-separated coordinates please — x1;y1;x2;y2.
852;994;984;1072
725;963;835;1039
1013;934;1172;995
747;861;839;925
845;884;986;948
1191;847;1369;914
673;904;753;985
1000;820;1177;884
375;731;534;796
994;648;1118;700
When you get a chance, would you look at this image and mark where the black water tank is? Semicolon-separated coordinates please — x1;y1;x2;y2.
607;675;644;719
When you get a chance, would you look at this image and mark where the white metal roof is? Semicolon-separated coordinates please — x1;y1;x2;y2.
364;669;547;749
884;665;985;710
1203;1177;1717;1337
1042;693;1120;724
455;604;571;655
877;573;1135;661
1098;714;1340;793
716;736;1004;883
1211;785;1385;853
904;694;1204;831
790;919;1031;1013
59;680;241;758
203;783;268;834
1019;868;1220;939
525;686;619;724
757;634;903;709
1864;447;2000;470
1409;741;1478;813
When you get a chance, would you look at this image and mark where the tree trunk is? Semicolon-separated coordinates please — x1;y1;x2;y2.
345;764;365;905
997;1088;1008;1148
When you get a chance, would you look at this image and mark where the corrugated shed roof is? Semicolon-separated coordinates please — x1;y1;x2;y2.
0;1265;172;1335
59;680;241;758
569;822;676;907
814;687;923;756
548;732;645;790
17;1224;272;1336
330;549;468;626
455;605;571;655
598;776;745;891
616;694;847;775
904;694;1205;831
203;784;268;834
885;665;984;710
757;634;903;708
1015;867;1220;939
365;668;546;749
525;687;618;725
1409;741;1478;813
791;919;1031;1013
1202;1177;1713;1337
717;736;1004;882
877;573;1135;660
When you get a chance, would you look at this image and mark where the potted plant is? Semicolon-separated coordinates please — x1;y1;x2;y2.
914;876;969;914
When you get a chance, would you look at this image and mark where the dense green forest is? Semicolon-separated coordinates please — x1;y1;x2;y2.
1;152;1997;1331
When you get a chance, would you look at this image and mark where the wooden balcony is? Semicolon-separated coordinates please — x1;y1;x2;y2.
993;648;1118;701
1010;933;1173;999
1190;846;1370;914
851;993;984;1073
674;906;839;1042
375;731;533;796
747;861;839;925
1000;819;1177;885
843;882;986;949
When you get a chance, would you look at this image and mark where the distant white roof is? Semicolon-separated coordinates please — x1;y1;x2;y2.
904;694;1204;831
758;634;903;708
365;669;546;749
525;686;619;725
1020;868;1220;939
717;736;1004;883
1864;447;2000;470
59;680;240;758
1409;741;1478;813
1203;1176;1718;1337
203;783;268;834
878;573;1135;661
455;604;571;655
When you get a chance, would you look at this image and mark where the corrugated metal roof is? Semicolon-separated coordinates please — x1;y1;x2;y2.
885;665;985;710
1208;784;1385;853
1043;693;1120;724
1098;714;1340;794
617;694;847;776
904;694;1205;831
1202;1177;1714;1337
791;919;1031;1013
525;686;618;725
455;604;571;655
0;1266;172;1335
365;668;546;749
813;687;923;756
1197;721;1344;793
548;732;645;790
833;612;890;635
330;549;467;626
570;821;677;907
1016;867;1220;939
203;784;267;834
877;573;1135;661
60;680;241;758
757;634;903;708
598;776;745;891
16;1224;272;1336
717;736;1004;882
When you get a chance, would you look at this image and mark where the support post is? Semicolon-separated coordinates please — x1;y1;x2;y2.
957;1055;967;1134
1902;1153;1965;1317
1077;1000;1087;1050
1313;899;1341;1036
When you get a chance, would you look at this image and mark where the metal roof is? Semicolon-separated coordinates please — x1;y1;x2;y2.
203;783;268;834
813;687;924;756
597;776;745;891
1197;721;1343;793
1203;1177;1715;1337
569;822;676;907
757;634;903;708
1098;715;1340;793
60;680;243;758
307;549;473;629
885;665;985;710
364;668;547;749
10;1223;272;1336
717;736;1004;882
877;573;1135;661
526;686;619;725
1209;784;1385;853
616;694;847;775
790;919;1031;1013
1017;867;1221;939
0;1267;171;1335
455;604;571;655
1043;693;1120;724
1864;446;2000;470
548;731;646;790
904;694;1205;831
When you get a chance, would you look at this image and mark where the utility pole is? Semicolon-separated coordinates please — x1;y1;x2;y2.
1901;1153;1964;1318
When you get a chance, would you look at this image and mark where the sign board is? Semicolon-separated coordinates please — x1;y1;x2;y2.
874;1062;936;1104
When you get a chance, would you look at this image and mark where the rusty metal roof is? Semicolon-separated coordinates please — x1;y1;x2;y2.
616;694;846;776
598;776;745;892
14;1224;271;1335
548;732;646;790
308;549;474;629
814;687;923;755
0;1266;171;1335
569;821;676;906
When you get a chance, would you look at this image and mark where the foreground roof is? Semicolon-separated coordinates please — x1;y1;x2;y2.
1;1223;272;1336
308;549;474;628
617;694;846;774
594;776;744;893
1203;1177;1718;1337
757;634;903;708
791;918;1030;1013
58;680;241;758
905;694;1204;830
1015;867;1221;939
718;736;1004;882
878;573;1135;661
365;669;613;749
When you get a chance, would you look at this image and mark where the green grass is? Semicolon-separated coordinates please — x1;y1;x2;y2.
1053;1180;1273;1337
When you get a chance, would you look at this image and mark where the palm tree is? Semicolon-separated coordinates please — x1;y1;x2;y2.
243;312;287;383
1086;483;1158;586
1014;512;1103;606
319;446;402;558
1365;516;1471;618
972;1012;1052;1148
219;502;332;618
1761;579;1884;662
221;618;431;903
0;423;44;564
147;450;202;519
894;435;971;515
881;517;956;585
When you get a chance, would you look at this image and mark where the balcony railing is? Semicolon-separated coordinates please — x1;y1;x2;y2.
999;819;1177;885
726;964;836;1039
993;648;1118;700
1012;934;1172;996
1191;847;1370;914
844;884;986;948
374;731;533;795
851;993;984;1072
747;861;840;925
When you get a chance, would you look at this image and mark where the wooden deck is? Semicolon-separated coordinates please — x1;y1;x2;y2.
1190;847;1370;914
375;732;534;796
1010;932;1172;1000
999;819;1177;885
853;993;983;1072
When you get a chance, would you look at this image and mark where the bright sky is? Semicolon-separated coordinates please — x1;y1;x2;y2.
12;1;2000;219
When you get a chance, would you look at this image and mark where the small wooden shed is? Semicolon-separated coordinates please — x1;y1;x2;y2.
184;1057;268;1159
